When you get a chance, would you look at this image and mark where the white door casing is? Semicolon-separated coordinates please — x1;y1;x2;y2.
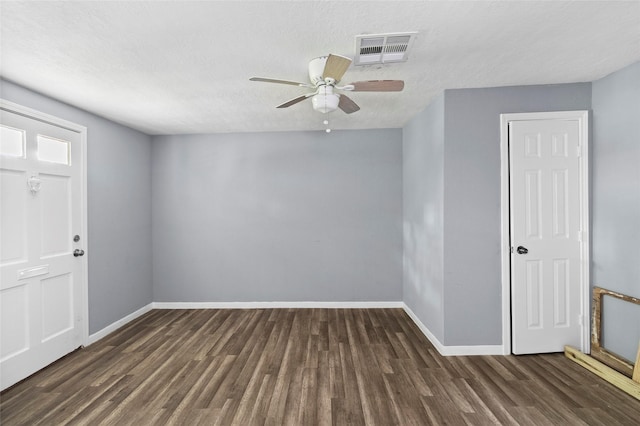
0;100;88;390
500;111;589;355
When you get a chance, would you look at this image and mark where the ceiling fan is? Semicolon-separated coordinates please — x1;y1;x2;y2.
250;54;404;115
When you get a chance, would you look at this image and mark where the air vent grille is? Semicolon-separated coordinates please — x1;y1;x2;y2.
354;32;417;65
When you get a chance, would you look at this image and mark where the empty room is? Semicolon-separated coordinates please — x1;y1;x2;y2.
1;1;639;424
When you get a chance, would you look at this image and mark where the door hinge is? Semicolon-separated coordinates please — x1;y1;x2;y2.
576;145;582;157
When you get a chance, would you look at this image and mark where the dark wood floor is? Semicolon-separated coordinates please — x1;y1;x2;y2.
1;308;639;425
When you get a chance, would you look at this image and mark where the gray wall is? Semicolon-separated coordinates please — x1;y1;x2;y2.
442;83;592;345
1;79;153;334
592;61;640;361
403;93;445;342
6;59;635;354
402;82;592;347
152;130;403;302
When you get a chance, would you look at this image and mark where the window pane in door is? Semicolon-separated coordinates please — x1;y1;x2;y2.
0;125;25;157
37;135;70;165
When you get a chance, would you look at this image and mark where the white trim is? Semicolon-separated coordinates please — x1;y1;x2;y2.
0;99;90;347
79;116;89;348
83;301;508;356
152;301;405;309
499;114;513;355
0;99;86;132
402;304;503;356
499;110;590;356
87;303;153;345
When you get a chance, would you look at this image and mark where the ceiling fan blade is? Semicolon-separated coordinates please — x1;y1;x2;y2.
276;93;314;108
350;80;405;92
338;94;360;114
322;54;352;82
250;77;313;88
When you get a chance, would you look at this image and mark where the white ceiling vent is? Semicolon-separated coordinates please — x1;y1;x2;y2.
354;32;417;65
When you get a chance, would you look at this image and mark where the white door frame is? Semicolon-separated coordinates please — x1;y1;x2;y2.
1;98;89;347
499;110;590;355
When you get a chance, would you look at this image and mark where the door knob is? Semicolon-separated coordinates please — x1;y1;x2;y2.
73;249;85;257
516;246;528;254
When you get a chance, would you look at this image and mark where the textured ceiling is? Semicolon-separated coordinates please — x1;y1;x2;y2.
1;1;639;135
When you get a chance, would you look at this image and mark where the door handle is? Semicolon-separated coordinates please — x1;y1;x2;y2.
516;246;528;254
73;249;85;257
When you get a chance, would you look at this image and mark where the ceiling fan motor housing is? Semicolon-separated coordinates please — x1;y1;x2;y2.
308;56;328;85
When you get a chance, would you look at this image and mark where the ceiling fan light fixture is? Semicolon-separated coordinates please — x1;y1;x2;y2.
312;86;339;113
312;94;339;113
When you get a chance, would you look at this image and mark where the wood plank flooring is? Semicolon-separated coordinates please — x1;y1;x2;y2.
1;308;639;425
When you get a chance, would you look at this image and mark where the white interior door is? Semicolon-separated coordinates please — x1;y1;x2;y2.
1;103;87;390
509;115;588;355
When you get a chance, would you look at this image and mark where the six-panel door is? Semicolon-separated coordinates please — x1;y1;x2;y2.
509;118;583;354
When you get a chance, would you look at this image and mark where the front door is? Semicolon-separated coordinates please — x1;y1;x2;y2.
1;102;87;390
508;113;588;354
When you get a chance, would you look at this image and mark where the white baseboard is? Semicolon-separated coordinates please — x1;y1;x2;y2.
86;301;505;356
402;304;505;356
152;301;404;309
87;303;153;345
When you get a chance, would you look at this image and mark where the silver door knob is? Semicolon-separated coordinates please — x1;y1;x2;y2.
516;246;528;254
73;249;85;257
